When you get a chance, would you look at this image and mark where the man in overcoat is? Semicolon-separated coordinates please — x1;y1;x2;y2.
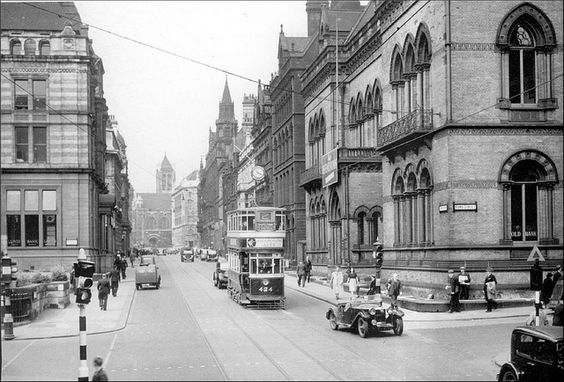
446;269;460;313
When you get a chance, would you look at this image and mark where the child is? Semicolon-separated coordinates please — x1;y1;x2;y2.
92;357;108;381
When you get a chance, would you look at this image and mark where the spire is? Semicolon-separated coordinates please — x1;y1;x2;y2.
161;153;173;170
221;76;232;104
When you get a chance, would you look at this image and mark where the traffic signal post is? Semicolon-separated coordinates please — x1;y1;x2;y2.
74;248;95;381
2;253;17;340
372;242;384;301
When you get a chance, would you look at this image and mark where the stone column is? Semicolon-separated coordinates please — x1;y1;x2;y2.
537;185;547;241
393;196;400;246
501;183;512;243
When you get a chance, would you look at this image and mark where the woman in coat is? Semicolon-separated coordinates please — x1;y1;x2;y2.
348;268;360;298
329;266;344;300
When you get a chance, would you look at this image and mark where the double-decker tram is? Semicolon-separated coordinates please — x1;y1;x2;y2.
225;207;286;309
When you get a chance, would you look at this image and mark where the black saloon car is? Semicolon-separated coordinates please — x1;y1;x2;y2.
325;297;404;338
212;259;228;289
498;326;563;382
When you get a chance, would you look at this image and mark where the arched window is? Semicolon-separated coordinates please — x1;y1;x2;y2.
403;38;416;113
39;40;50;55
415;24;432;111
496;4;556;109
357;211;366;245
390;47;404;119
24;39;36;55
392;171;405;246
10;39;22;55
500;151;558;244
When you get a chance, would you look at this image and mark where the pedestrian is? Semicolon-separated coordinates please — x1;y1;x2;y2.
129;249;135;268
446;269;460;313
367;274;377;295
329;266;344;300
553;297;563;326
540;272;554;307
483;267;498;312
92;356;109;381
348;267;360;298
553;264;562;284
119;255;127;279
386;273;402;309
296;261;306;287
458;266;471;300
109;266;120;297
97;274;110;311
305;257;312;283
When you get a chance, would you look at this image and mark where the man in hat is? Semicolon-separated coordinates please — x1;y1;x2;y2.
446;269;460;313
386;273;402;309
483;267;498;312
458;266;471;300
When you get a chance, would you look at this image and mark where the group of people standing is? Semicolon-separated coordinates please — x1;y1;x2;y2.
96;252;130;311
296;257;312;287
446;266;476;313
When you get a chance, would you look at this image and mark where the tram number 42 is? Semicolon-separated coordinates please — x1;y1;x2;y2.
258;286;273;293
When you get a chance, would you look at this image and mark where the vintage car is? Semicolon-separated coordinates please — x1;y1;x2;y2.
135;255;161;290
325;297;404;338
206;249;218;262
181;248;194;262
497;326;563;382
212;259;229;289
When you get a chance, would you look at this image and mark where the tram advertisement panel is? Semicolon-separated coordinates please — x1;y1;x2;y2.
250;277;284;296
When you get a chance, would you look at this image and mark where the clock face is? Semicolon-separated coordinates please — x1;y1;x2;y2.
251;166;265;180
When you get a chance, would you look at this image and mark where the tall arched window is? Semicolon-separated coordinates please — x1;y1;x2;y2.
390;47;404;119
496;4;557;109
39;40;50;55
500;151;558;244
415;24;432;111
10;39;22;55
357;211;366;245
24;39;36;55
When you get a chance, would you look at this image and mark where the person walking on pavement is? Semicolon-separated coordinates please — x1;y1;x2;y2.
119;254;128;279
446;269;460;313
458;266;471;300
92;356;109;381
305;257;312;284
109;266;120;297
97;274;111;311
553;296;563;326
484;267;498;312
129;249;135;268
386;273;402;309
296;261;306;287
329;266;344;300
540;272;554;307
348;267;360;298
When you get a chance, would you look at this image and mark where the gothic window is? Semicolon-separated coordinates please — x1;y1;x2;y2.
357;211;366;245
496;4;557;109
415;24;432;112
10;39;22;55
390;48;404;119
500;151;558;244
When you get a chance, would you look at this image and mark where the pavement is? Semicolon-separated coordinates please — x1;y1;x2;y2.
3;261;542;369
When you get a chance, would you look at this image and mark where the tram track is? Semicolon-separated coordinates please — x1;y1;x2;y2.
171;256;373;381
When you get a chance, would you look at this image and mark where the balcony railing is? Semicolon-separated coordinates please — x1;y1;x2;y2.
377;108;433;149
300;163;321;187
338;147;381;163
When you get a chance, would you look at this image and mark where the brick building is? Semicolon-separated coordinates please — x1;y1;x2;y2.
0;2;124;272
301;0;562;296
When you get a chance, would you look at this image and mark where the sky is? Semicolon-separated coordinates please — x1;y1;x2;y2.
72;1;310;193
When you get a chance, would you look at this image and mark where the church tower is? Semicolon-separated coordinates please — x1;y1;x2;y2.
156;154;175;194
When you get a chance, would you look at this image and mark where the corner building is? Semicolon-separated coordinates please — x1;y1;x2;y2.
303;0;563;296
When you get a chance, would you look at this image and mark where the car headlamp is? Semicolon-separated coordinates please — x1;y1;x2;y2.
369;307;377;315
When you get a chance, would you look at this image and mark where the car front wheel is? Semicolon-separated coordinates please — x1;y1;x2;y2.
329;311;338;330
393;317;403;336
357;317;369;338
500;369;517;382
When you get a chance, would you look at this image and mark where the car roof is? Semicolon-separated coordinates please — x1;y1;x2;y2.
513;326;564;341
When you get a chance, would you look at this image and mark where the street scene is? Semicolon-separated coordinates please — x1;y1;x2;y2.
1;1;563;381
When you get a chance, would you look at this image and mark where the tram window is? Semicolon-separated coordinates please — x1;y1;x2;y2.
276;214;284;230
248;215;255;230
250;258;257;274
258;259;272;274
273;259;281;273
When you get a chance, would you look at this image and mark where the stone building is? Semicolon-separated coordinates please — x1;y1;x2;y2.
131;155;174;249
101;115;132;270
301;0;562;296
198;79;239;251
0;2;118;272
171;170;200;249
251;82;274;208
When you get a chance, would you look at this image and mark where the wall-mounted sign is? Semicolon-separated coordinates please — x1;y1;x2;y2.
438;204;448;213
453;202;478;212
66;238;78;246
254;238;283;248
321;148;338;188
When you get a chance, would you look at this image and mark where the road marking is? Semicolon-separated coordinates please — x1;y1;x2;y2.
104;332;119;368
1;340;37;371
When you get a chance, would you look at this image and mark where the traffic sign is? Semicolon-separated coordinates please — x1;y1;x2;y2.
527;244;545;262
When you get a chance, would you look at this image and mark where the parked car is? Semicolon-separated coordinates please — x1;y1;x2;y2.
206;249;218;262
135;255;161;290
213;259;229;289
497;326;563;382
200;249;208;262
325;298;404;338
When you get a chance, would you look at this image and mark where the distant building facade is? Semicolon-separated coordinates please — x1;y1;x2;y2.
131;155;174;249
172;170;200;249
0;2;123;272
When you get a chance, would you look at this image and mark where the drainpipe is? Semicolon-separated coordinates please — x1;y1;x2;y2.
445;0;453;122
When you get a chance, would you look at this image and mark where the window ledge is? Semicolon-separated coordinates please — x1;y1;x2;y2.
496;98;558;111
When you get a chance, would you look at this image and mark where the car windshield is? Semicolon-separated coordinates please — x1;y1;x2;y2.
140;256;154;266
219;261;229;271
